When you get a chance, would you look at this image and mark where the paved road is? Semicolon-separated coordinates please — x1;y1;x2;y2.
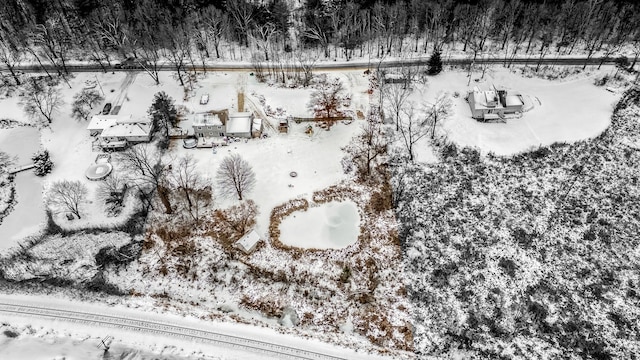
0;297;370;360
2;56;617;73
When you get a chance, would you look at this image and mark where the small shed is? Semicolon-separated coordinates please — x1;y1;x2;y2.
278;118;289;133
252;117;263;138
235;229;262;254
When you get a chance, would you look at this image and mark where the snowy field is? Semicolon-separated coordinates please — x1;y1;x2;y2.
408;65;620;157
0;64;628;358
279;201;360;249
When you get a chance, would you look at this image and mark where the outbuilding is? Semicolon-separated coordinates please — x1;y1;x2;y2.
235;229;262;254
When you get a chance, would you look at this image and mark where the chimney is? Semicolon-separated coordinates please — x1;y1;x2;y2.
237;92;245;112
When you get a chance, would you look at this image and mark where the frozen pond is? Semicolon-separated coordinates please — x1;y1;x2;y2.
0;127;44;252
279;201;360;249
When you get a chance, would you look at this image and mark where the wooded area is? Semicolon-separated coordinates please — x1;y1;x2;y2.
1;0;640;83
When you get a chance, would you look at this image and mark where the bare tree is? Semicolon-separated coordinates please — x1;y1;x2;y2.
296;54;316;87
197;6;228;60
165;21;191;87
72;89;104;121
398;103;429;161
46;180;88;219
119;145;172;214
216;154;256;201
383;84;411;131
227;0;254;48
96;173;128;216
251;53;267;82
425;94;453;139
303;20;331;59
308;75;345;118
0;31;25;85
21;78;64;125
170;155;212;224
343;119;388;180
251;23;277;62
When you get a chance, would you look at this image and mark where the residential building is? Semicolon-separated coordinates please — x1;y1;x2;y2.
467;85;525;121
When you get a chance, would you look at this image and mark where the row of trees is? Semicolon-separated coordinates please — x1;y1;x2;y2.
2;0;640;86
46;150;256;224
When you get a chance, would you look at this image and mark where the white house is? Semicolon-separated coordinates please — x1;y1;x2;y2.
88;114;153;150
467;85;525;121
192;111;256;140
87;114;132;135
193;112;226;138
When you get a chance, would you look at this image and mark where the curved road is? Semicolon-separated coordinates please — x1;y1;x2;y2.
2;56;617;73
0;296;386;360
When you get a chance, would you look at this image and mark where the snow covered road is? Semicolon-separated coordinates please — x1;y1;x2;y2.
0;294;394;360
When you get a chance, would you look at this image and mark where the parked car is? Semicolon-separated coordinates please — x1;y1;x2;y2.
102;103;112;115
200;93;209;105
114;57;148;69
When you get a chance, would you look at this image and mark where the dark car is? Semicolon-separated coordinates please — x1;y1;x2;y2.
114;57;148;70
102;103;112;115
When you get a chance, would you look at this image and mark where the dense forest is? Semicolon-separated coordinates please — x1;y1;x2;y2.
1;0;640;82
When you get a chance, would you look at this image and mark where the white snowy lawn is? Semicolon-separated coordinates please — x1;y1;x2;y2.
279;201;360;249
408;66;619;157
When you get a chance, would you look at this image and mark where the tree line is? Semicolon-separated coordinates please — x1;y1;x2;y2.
1;0;640;85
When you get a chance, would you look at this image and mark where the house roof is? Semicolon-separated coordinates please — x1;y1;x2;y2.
236;230;261;253
469;89;502;110
505;95;524;107
193;112;223;127
100;122;151;138
252;117;262;130
88;114;150;131
226;112;253;134
87;115;122;131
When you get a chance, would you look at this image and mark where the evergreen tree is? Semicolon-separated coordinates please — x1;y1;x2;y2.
427;48;443;75
148;91;178;141
32;149;53;176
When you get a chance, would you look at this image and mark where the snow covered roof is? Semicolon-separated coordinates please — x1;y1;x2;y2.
87;114;150;131
236;230;261;254
87;115;126;131
226;112;253;134
100;122;152;138
505;95;524;107
469;87;504;110
252;117;262;129
193;112;223;127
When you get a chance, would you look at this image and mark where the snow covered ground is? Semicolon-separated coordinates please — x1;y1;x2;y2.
0;126;44;249
407;65;620;156
0;294;393;360
0;64;628;358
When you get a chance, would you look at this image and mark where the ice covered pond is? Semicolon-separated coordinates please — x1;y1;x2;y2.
279;201;360;249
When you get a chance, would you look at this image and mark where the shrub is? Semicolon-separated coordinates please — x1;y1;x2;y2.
95;241;142;268
3;329;19;338
31;149;53;176
86;272;124;295
594;75;609;87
